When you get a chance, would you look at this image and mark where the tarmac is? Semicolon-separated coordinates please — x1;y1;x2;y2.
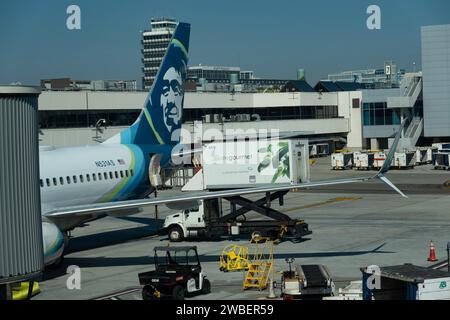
35;157;450;300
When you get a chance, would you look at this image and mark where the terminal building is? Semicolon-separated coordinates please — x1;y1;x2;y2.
187;65;291;93
41;78;137;91
37;89;363;150
37;24;450;152
327;61;406;89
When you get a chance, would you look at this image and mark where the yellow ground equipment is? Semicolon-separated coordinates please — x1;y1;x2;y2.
219;244;250;272
243;237;274;291
12;282;40;300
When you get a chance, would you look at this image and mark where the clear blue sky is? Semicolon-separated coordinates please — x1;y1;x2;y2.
0;0;449;88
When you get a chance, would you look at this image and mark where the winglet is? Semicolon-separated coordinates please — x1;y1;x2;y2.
374;121;408;198
377;173;408;198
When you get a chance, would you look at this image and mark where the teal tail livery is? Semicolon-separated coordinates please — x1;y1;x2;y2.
106;22;190;146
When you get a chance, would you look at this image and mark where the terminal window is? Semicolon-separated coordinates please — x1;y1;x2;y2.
363;102;400;126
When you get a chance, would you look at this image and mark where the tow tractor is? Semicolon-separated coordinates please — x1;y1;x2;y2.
138;246;211;300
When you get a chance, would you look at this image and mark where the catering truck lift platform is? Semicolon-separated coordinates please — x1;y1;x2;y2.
161;192;312;242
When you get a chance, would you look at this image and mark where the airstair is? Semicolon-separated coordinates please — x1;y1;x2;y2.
387;73;424;150
243;237;274;291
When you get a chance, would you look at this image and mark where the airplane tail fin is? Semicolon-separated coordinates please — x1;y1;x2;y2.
105;22;190;146
373;120;408;198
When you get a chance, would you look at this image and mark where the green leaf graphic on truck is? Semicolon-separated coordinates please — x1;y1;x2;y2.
257;142;290;183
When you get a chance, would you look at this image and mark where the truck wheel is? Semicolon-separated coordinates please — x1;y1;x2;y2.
202;279;211;294
169;226;184;242
172;285;185;300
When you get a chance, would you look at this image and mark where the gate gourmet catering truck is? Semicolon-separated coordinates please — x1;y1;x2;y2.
162;138;312;242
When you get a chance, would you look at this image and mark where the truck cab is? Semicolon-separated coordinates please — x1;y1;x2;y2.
162;202;206;242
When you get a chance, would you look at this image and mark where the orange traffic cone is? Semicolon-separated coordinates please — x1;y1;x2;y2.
427;240;438;262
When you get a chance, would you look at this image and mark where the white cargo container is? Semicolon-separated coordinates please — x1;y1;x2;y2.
315;143;330;157
362;264;450;300
331;152;353;169
353;152;374;170
433;152;450;170
393;152;416;168
373;151;387;169
198;139;310;189
432;142;450;151
415;147;435;165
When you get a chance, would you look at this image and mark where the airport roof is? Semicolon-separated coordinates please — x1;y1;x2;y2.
280;80;315;92
314;81;366;92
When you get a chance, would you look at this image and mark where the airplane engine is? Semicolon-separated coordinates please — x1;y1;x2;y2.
42;221;65;266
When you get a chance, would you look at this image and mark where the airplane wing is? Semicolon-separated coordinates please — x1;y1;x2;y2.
45;122;407;221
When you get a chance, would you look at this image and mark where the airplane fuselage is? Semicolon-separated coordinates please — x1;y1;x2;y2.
39;144;150;218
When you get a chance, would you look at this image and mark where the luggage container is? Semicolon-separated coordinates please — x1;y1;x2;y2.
353;152;374;170
361;264;450;300
331;152;353;170
434;152;450;170
393;152;415;169
309;144;317;158
432;143;450;151
373;151;387;169
315;143;330;157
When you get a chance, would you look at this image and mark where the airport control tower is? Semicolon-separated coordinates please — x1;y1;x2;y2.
141;18;178;90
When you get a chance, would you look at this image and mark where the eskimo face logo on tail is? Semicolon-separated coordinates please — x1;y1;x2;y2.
120;23;190;146
161;65;184;133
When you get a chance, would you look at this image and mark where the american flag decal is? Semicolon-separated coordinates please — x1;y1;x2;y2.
117;159;125;165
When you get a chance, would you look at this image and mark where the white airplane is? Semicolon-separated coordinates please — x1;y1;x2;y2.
39;22;406;266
